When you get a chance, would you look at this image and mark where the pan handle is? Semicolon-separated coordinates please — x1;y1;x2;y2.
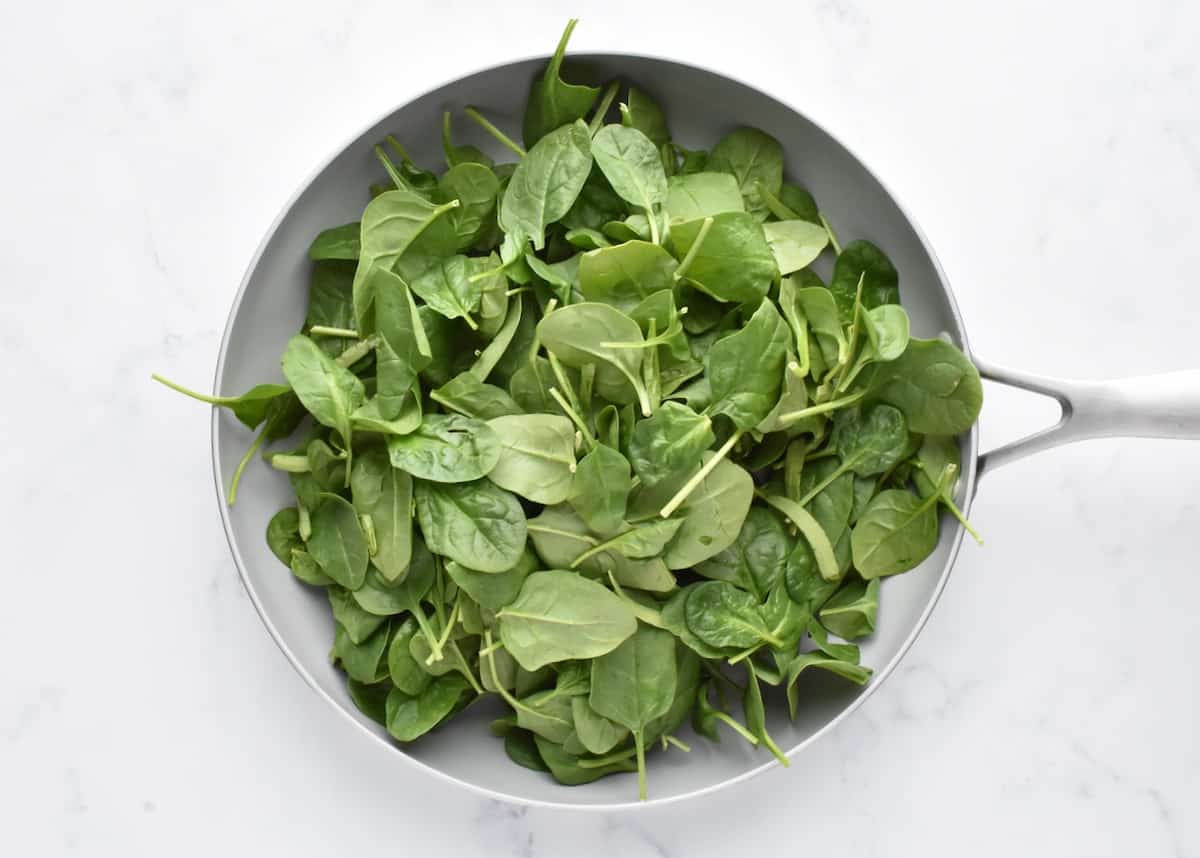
975;360;1200;481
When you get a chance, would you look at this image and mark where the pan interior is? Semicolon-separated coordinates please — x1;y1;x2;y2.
214;54;974;807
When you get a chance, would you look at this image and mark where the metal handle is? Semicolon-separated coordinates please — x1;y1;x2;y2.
975;359;1200;480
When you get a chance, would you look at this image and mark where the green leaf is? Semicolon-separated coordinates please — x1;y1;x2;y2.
706;299;790;430
819;577;880;640
352;189;459;324
308;494;369;589
406;255;483;327
671;212;777;303
537;302;649;412
665;172;744;222
386;414;501;483
761;494;840;583
333;618;391;683
485;414;577;504
350;449;413;583
591;125;668;225
851;488;941;578
873;338;983;435
707;127;784;218
308;222;360;260
695;505;791;600
497;570;637;671
762;220;828;275
571;696;629;754
444;548;537;611
578;240;677;311
432;372;522;421
627;402;714;488
385;674;470;741
414;479;527;573
619;87;669;148
438;162;500;251
684;581;778;649
522;19;600;147
568;444;631;535
661;455;754;570
281;335;364;459
501;120;593;249
387;615;433;695
829;239;899;319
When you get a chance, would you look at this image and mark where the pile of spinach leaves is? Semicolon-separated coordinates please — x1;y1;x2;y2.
155;19;983;800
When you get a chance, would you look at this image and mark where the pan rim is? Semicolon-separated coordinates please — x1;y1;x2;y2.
211;50;977;812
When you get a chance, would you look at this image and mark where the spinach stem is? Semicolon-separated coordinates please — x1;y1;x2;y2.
150;374;243;405
335;334;381;368
672;216;713;282
714;712;760;745
265;453;310;473
426;599;461;666
726;643;762;666
635;732;648;800
796;459;853;507
820;212;842;255
227;430;266;505
659;428;744;518
588;80;620;136
775;390;866;429
410;605;444;664
373;145;410;191
463;107;526;158
308;325;360;339
549;388;597;451
942;494;984;545
360;515;378;556
664;735;691;752
577;746;638;769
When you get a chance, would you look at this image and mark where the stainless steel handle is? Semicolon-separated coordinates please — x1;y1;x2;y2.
975;359;1200;480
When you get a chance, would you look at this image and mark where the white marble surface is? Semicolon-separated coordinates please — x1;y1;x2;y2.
4;1;1199;854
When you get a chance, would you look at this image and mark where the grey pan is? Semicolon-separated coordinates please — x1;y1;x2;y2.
211;53;1200;810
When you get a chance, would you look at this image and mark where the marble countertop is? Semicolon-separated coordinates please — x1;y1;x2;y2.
5;1;1198;855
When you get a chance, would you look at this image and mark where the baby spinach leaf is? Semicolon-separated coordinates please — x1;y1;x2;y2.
707;127;784;218
522;19;600;147
308;222;361;261
266;507;303;567
305;261;357;358
793;284;847;367
671;212;777;303
706;298;790;430
851;488;941;579
350;449;413;583
407;255;483;328
352;189;459;324
438;163;500;251
589;624;677;800
498;570;637;671
577;240;677;311
308;494;369;590
414;479;527;573
385;674;471;742
347;678;391;726
568;444;631;535
486;414;577;504
386;414;501;483
534;735;637;785
572;695;630;755
432;372;522;420
783;652;872;719
695;505;791;600
333;619;392;683
591;125;668;237
387;615;433;695
328;586;386;644
537;302;650;413
571;518;684;567
684;581;780;650
665;172;744;222
627;402;714;488
501;120;593;250
818;577;879;640
445;548;537;611
873;338;983;435
351;393;423;436
762;219;828;275
829;239;899;320
662;455;754;570
742;662;788;764
619;87;669;148
281;334;364;474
